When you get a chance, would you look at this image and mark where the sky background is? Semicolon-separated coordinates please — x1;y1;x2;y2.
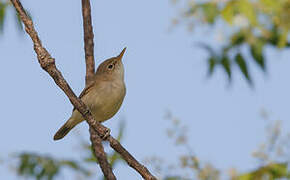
0;0;290;179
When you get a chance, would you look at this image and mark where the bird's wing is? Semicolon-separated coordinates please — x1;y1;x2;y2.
72;81;95;112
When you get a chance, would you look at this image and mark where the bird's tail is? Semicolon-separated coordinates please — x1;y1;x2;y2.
53;118;77;140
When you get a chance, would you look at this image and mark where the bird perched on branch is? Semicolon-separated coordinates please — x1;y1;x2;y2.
54;48;127;140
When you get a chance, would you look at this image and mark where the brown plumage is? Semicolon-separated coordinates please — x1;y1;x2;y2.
54;48;126;140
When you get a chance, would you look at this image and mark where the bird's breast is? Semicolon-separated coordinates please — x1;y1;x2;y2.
91;80;126;122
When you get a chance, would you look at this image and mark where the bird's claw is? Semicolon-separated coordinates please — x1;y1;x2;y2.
101;128;111;140
84;109;90;116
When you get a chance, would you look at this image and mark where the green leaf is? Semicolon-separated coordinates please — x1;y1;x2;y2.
250;42;265;71
266;163;288;178
221;1;236;24
197;43;219;77
221;56;231;80
0;2;7;33
268;25;280;46
278;28;289;48
164;176;185;180
260;0;280;13
197;43;216;57
231;31;246;46
235;53;252;84
236;172;253;180
236;163;289;180
221;0;258;26
208;57;216;76
238;0;257;25
15;152;90;179
201;3;219;24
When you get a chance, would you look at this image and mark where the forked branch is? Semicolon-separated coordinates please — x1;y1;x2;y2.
10;0;157;179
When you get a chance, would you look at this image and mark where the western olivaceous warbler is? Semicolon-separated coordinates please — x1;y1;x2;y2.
53;48;127;140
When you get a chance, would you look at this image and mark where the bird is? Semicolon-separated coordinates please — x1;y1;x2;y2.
53;48;127;140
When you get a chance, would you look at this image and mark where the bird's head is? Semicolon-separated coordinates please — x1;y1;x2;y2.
96;47;126;81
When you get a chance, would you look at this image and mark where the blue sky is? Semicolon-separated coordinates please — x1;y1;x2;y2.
1;0;290;179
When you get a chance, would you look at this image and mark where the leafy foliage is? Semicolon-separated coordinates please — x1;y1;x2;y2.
3;115;290;180
144;112;221;180
174;0;290;84
11;121;126;180
0;1;7;32
236;163;290;180
144;112;290;180
16;153;90;180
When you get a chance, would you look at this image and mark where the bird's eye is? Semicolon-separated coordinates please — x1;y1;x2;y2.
108;64;114;70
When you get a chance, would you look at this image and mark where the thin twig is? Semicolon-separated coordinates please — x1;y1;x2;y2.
10;0;157;179
81;0;116;179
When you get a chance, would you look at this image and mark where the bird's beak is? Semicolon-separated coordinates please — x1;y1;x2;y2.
117;47;126;61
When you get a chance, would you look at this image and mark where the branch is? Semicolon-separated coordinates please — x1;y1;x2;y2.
108;136;157;180
82;0;95;87
10;0;157;179
90;127;116;179
81;0;116;179
11;0;108;141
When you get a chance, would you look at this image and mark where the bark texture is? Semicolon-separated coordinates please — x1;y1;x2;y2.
82;0;95;87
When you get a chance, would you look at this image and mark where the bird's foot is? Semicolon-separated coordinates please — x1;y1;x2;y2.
83;109;90;116
101;127;111;140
